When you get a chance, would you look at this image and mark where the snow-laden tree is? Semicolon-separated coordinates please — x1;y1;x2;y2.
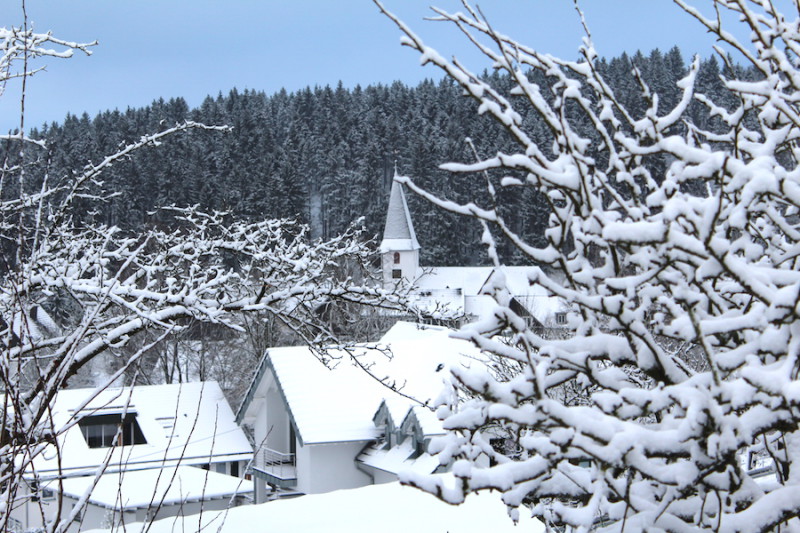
378;1;800;531
0;23;400;533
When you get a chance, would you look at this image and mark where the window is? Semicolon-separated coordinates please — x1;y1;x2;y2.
78;413;146;448
393;252;400;264
555;312;567;325
392;269;402;279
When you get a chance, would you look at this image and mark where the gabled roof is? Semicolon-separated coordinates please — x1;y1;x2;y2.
49;466;251;510
401;405;445;438
371;399;443;440
258;345;388;445
380;180;419;252
32;381;252;479
237;322;486;446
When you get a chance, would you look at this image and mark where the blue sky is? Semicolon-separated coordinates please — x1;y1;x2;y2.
0;1;743;133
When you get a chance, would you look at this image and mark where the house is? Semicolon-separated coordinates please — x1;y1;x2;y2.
235;321;487;503
41;466;249;531
739;440;786;489
380;179;572;329
10;381;252;533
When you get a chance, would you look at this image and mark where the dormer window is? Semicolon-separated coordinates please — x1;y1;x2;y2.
393;252;400;264
555;312;567;325
78;413;146;448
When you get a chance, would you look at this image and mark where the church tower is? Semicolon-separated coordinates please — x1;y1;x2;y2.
380;179;419;287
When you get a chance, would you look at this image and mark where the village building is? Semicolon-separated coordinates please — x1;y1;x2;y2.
236;321;487;502
380;179;571;329
10;381;252;533
234;180;574;503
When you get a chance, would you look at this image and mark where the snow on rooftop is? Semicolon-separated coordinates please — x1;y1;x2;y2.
265;345;389;444
357;440;440;476
258;322;485;445
413;266;570;323
407;404;445;436
415;266;495;294
32;381;252;478
84;480;544;533
374;321;484;407
50;466;250;509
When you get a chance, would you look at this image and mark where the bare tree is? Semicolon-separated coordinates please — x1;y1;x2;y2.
378;0;800;531
0;17;402;533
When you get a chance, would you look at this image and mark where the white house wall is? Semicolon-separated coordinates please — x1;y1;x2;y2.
8;484;45;533
295;441;373;495
264;385;291;454
249;375;272;451
11;493;109;533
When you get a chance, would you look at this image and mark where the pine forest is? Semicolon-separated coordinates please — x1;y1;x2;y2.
1;48;749;267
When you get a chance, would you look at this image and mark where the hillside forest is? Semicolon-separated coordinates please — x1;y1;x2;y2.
1;47;751;267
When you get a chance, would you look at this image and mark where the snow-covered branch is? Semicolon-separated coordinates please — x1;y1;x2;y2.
0;19;404;533
378;0;800;531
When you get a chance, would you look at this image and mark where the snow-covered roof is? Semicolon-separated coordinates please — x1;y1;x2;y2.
357;440;440;476
404;404;445;437
83;480;544;533
375;321;483;406
415;266;496;294
238;321;485;445
9;305;59;344
32;381;252;478
413;266;570;323
481;267;571;324
259;345;389;444
380;180;419;252
49;465;251;510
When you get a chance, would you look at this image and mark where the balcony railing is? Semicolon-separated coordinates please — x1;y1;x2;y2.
255;447;296;481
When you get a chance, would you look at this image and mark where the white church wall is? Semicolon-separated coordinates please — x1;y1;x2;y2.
381;249;418;288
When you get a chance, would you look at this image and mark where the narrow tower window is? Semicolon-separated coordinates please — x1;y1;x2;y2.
393;252;400;264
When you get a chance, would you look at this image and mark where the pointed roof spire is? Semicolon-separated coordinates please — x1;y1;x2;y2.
380;178;420;252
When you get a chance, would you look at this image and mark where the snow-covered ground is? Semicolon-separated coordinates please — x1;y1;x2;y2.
84;480;544;533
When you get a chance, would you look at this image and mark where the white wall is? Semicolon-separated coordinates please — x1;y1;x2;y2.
9;484;42;532
382;250;418;288
265;385;291;454
295;441;373;495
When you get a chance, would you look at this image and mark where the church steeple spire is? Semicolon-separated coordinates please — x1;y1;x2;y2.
382;179;419;248
380;178;420;287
